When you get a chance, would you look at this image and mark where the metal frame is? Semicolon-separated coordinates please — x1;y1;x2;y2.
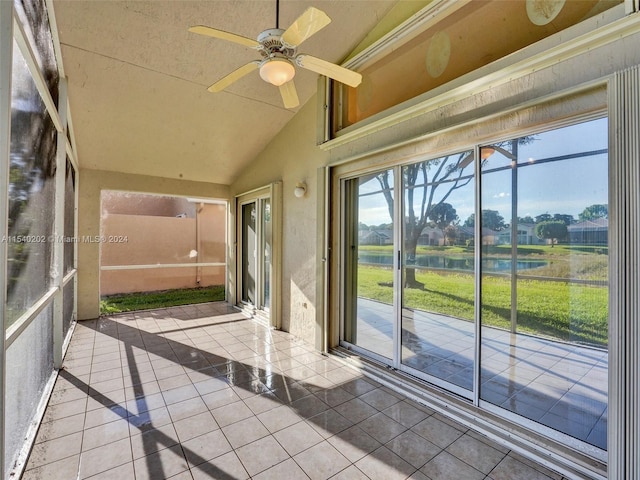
1;1;79;475
607;65;640;480
5;10;74;360
0;2;14;476
53;77;68;368
392;166;402;368
235;183;281;329
333;115;611;472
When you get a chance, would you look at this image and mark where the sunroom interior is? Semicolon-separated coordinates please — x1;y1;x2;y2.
2;0;640;479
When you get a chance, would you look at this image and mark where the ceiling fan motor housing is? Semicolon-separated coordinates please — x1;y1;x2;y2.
257;28;296;58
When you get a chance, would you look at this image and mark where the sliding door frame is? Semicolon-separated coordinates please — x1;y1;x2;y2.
235;182;282;329
332;108;610;466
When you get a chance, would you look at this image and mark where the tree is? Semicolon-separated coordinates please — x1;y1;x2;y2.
464;210;506;231
552;213;575;226
482;210;507;231
535;220;568;247
376;138;532;288
444;225;458;246
428;202;458;231
535;213;552;223
376;153;472;288
518;215;535;224
429;203;458;246
579;204;608;221
463;214;475;228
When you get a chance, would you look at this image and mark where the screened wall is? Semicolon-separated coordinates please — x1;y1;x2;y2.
1;0;78;476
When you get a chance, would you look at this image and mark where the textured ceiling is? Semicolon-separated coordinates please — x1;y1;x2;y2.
52;0;399;185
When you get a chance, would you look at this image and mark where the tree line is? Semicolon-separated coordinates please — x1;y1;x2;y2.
361;202;608;251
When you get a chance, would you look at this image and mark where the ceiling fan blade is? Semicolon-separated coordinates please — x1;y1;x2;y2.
189;25;260;48
279;81;300;109
295;54;362;88
208;62;259;93
281;7;331;47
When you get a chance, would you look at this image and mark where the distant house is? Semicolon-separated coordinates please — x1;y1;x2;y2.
497;223;545;245
480;227;499;245
417;227;444;246
359;229;393;245
457;226;475;245
568;218;608;245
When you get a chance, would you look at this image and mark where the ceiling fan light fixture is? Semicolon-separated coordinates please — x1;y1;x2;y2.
259;58;295;86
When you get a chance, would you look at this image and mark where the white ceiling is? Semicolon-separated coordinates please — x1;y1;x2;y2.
52;0;399;185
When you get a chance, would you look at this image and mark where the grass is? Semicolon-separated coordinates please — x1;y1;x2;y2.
100;285;225;314
357;265;608;347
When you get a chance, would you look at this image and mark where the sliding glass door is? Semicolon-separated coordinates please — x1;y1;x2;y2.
341;117;609;454
240;197;271;313
241;202;257;305
479;119;609;450
344;170;395;361
400;153;476;395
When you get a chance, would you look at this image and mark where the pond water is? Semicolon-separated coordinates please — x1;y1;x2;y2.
358;253;548;272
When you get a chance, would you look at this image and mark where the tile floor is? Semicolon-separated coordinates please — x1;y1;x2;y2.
356;298;607;449
23;302;570;479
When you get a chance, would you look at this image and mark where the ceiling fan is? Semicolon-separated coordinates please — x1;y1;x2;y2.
189;0;362;109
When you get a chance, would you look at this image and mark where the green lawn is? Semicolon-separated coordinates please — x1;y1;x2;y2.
357;265;608;347
100;285;225;314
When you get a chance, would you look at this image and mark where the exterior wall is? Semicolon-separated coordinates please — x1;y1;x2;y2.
102;190;196;217
101;215;198;268
198;203;227;264
100;267;224;295
100;209;225;295
77;169;229;319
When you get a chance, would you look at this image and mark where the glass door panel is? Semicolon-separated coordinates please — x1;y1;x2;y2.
261;199;271;311
344;170;395;360
341;117;608;455
479;118;609;451
241;202;257;305
400;152;476;393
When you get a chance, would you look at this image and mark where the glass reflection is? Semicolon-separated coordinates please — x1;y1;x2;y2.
7;41;57;326
262;199;271;311
345;170;395;360
64;158;75;273
333;0;622;133
62;281;74;338
242;202;257;305
13;0;60;105
480;118;609;450
401;151;475;392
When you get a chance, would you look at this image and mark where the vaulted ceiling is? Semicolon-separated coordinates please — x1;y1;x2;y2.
52;0;400;185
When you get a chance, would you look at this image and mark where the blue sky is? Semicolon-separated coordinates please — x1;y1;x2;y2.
358;117;608;226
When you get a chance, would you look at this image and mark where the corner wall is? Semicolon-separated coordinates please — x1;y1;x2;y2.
77;169;230;319
231;100;329;345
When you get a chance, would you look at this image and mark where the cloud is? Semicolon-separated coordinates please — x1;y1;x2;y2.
493;192;510;198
